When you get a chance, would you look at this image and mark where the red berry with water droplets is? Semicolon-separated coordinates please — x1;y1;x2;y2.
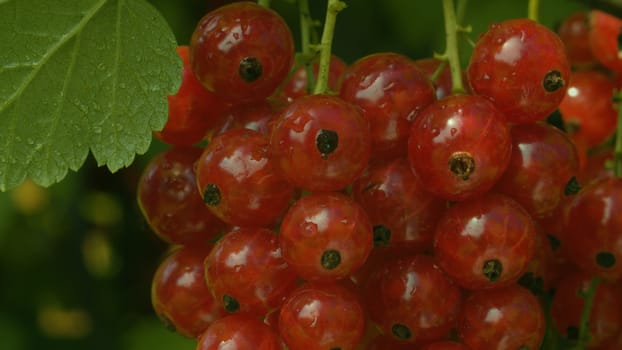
457;285;545;350
270;94;371;191
137;147;226;245
205;227;298;317
190;2;294;103
279;192;373;281
151;245;226;338
468;18;570;123
340;52;436;161
434;193;536;290
196;313;282;350
364;254;463;343
408;94;512;201
278;282;365;350
195;129;295;228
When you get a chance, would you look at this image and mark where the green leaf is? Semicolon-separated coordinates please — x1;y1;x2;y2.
0;0;181;191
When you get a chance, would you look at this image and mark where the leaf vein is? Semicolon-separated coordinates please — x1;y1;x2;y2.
37;33;83;179
0;0;107;114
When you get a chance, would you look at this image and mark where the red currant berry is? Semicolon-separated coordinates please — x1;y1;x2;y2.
434;193;536;290
137;147;226;245
562;177;622;280
195;129;295;228
155;46;231;146
457;285;545;350
270;94;371;191
364;254;462;344
209;98;285;140
351;158;446;251
558;70;618;148
589;10;622;73
190;2;294;103
340;52;436;161
493;122;580;219
558;11;595;66
205;227;299;317
407;94;512;201
278;282;365;350
151;246;226;338
196;313;282;350
468;19;570;123
279;192;373;281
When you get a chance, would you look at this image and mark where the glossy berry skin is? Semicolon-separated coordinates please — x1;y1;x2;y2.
195;129;295;228
351;158;446;251
340;52;436;161
190;2;294;103
205;227;298;317
551;273;622;348
151;246;226;338
590;10;622;73
407;94;512;201
364;254;462;344
278;282;365;350
270;94;371;191
558;70;618;148
457;285;545;350
196;313;282;350
279;192;373;281
493;122;580;219
558;11;595;66
137;147;226;245
281;55;347;102
155;46;231;146
562;178;622;281
468;19;571;123
209;98;285;140
434;193;536;290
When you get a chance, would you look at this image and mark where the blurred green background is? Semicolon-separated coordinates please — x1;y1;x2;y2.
0;0;588;349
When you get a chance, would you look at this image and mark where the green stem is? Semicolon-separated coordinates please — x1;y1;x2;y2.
298;0;316;93
528;0;539;22
615;90;622;177
313;0;347;95
257;0;271;8
456;0;469;24
429;60;448;84
569;277;600;350
441;0;465;94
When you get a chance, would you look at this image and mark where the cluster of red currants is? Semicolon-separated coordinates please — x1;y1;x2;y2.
137;2;622;349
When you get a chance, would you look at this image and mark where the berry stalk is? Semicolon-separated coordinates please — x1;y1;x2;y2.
441;0;465;94
456;0;469;24
615;90;622;177
298;0;316;93
569;277;600;349
528;0;540;22
313;0;347;94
